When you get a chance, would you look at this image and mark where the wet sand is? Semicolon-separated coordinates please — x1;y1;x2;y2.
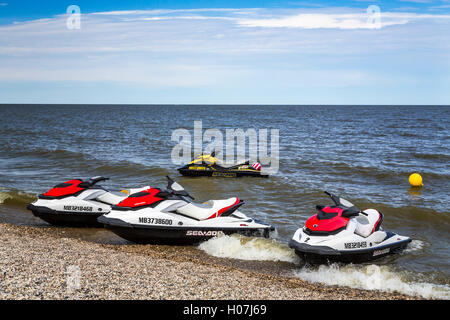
0;222;418;300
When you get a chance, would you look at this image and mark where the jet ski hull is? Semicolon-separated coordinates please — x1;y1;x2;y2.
27;204;104;227
178;167;267;178
98;216;273;245
177;153;268;178
289;238;412;264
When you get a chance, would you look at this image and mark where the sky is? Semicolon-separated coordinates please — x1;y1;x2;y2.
0;0;449;105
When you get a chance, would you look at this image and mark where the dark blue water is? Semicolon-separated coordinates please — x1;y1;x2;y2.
0;104;449;297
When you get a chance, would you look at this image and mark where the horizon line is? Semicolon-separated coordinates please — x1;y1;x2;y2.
1;103;449;107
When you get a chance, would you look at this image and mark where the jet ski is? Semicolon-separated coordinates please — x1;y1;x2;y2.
177;151;268;178
27;176;148;227
98;176;274;244
289;192;411;264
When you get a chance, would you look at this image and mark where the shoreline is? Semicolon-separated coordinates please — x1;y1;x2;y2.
0;222;420;300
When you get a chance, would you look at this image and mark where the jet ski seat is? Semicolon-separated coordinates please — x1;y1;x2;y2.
176;197;240;220
354;209;383;238
216;159;250;169
95;187;151;205
96;191;128;205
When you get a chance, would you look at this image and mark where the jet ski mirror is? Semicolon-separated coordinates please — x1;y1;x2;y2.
166;176;194;200
324;191;358;210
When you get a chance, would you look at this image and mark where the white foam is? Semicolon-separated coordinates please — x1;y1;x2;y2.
0;191;12;204
198;234;299;263
404;239;426;252
294;264;450;299
197;234;448;299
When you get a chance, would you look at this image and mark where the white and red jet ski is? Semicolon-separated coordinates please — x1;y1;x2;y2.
27;176;148;227
98;176;274;244
289;192;411;264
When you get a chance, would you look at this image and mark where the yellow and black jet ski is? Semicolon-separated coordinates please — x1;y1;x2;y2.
178;152;268;178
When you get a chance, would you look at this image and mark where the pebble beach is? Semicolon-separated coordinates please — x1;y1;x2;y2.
0;223;419;300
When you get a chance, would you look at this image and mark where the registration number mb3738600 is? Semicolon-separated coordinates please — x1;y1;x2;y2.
138;217;173;225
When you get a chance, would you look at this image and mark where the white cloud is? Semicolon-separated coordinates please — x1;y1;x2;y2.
0;7;449;92
237;13;380;29
92;8;254;15
236;11;450;29
398;0;432;3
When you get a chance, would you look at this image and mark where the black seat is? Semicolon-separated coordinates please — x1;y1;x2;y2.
342;206;360;218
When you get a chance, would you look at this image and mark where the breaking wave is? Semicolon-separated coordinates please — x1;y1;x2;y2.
199;235;448;299
404;239;426;253
294;264;450;299
198;234;299;263
0;189;36;206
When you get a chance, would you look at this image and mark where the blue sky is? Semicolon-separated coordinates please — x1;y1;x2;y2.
0;1;449;104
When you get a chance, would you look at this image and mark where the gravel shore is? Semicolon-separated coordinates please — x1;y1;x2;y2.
0;223;418;300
